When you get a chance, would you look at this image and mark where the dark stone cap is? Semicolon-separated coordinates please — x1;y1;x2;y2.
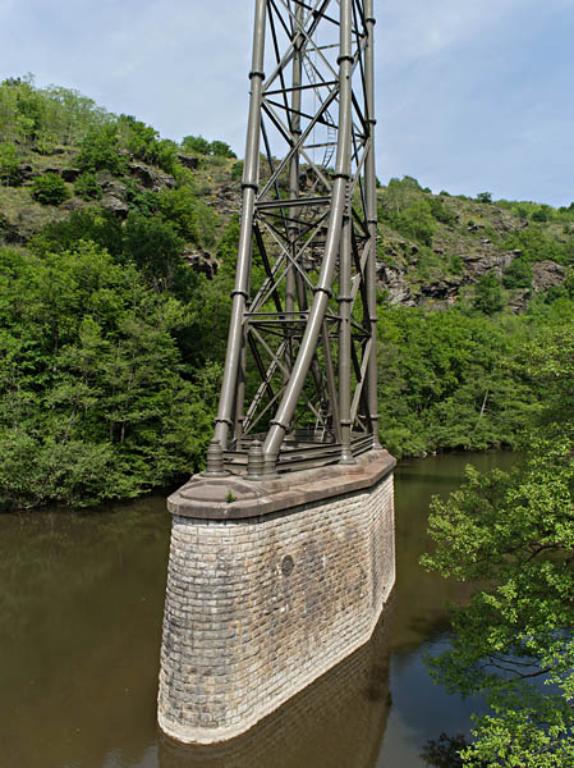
167;449;396;521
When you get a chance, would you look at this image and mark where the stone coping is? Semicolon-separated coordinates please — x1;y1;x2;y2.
167;449;396;521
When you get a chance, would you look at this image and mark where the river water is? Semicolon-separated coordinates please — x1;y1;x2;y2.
0;451;516;768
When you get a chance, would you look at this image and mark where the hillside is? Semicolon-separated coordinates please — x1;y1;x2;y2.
1;77;573;509
2;79;573;310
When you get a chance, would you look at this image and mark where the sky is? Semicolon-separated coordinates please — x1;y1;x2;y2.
0;0;573;205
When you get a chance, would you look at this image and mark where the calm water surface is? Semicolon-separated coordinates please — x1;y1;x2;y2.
0;452;517;768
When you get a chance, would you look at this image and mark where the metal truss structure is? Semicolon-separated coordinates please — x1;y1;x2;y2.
210;0;380;477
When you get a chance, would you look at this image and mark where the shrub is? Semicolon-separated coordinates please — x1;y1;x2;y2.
531;205;552;222
0;141;20;185
78;124;126;175
123;212;184;289
157;186;218;246
503;257;533;290
476;192;493;204
181;135;236;159
209;140;236;159
393;200;437;246
473;272;505;314
231;160;244;182
31;208;124;258
181;135;210;155
429;197;458;226
118;114;178;174
74;171;102;200
31;172;69;205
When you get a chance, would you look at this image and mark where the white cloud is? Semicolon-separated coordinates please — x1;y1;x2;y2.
1;0;572;203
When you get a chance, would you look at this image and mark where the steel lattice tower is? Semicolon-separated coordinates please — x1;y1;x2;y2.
210;0;380;477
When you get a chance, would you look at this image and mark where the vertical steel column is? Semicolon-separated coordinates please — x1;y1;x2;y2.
286;4;303;318
214;0;267;448
364;0;381;448
263;0;354;466
338;207;355;464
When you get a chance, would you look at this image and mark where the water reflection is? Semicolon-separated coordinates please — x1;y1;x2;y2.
0;452;517;768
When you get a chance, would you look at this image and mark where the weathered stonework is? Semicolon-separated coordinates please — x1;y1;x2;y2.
159;611;393;768
158;450;396;745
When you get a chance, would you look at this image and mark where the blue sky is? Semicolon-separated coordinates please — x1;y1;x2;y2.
1;0;572;205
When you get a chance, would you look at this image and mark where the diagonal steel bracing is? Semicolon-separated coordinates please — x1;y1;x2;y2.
211;0;380;477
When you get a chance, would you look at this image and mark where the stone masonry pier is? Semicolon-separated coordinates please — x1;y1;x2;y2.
158;450;396;745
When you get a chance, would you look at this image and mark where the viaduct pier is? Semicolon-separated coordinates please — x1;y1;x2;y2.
158;0;395;744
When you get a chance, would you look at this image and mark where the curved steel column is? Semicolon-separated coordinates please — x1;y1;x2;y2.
263;0;354;464
365;0;381;448
214;0;267;449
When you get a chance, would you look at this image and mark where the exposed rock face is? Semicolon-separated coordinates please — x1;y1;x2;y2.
128;160;176;191
99;177;130;218
61;168;82;183
532;260;566;292
459;248;517;279
183;248;220;280
215;183;240;217
508;289;531;314
177;154;199;171
377;243;521;307
377;263;415;306
16;163;34;183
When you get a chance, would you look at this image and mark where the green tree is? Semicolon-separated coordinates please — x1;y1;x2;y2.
0;141;19;185
531;205;552;223
209;140;236;159
74;171;102;200
123;212;185;290
379;177;437;246
31;208;124;259
77;124;126;175
502;257;533;290
181;134;210;155
423;309;574;766
118;114;178;174
473;272;505;315
156;186;218;247
231;160;244;182
377;307;535;457
476;192;493;204
0;243;218;509
31;172;70;205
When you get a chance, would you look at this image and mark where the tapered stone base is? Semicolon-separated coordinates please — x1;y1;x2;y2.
158;449;396;745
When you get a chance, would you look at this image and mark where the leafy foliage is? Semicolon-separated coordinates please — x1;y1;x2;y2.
473;272;505;315
476;192;493;204
423;306;574;765
0;76;110;148
156;186;218;247
503;226;574;267
0;243;219;509
0;141;20;185
379;177;437;246
182;134;236;159
77;124;127;175
31;172;69;205
31;208;124;259
74;171;102;201
377;307;536;457
118;114;178;173
503;257;533;289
